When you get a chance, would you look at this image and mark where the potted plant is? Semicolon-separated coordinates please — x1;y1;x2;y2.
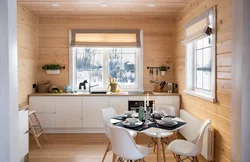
160;66;167;76
43;64;61;75
108;77;119;92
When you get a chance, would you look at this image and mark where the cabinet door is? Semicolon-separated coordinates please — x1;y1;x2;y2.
36;114;56;128
56;97;82;128
109;97;128;115
82;97;109;128
29;97;56;113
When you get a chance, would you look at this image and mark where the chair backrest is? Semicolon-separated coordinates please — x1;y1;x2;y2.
191;119;211;155
108;124;144;160
101;107;117;138
156;105;176;116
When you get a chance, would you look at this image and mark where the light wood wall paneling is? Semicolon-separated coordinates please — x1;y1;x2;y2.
173;0;232;161
17;5;39;105
38;16;176;91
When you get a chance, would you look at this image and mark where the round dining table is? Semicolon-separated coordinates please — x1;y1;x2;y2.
110;116;186;162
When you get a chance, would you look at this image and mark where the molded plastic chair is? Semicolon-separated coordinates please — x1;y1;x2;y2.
156;105;176;116
145;105;176;160
168;119;211;162
101;107;137;162
108;124;151;161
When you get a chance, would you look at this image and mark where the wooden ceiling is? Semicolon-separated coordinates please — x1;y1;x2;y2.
17;0;192;17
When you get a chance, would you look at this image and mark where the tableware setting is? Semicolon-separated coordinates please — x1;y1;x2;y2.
156;117;178;127
122;118;143;128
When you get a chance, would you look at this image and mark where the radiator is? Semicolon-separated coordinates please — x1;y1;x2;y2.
179;110;214;161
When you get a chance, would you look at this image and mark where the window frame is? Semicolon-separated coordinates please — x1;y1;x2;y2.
69;31;144;92
184;8;216;103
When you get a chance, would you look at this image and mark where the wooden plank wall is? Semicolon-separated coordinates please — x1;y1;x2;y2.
173;0;232;161
17;5;38;105
38;16;175;91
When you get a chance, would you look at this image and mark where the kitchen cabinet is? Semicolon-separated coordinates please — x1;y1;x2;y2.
109;97;128;114
30;97;56;113
30;97;56;128
29;94;180;132
56;97;82;128
82;97;109;128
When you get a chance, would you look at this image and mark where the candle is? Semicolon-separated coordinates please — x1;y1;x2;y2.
144;97;147;110
152;101;155;113
147;93;149;106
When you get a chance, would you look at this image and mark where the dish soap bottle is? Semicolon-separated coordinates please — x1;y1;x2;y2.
138;105;144;121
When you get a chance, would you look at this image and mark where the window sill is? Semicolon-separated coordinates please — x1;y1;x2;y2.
184;89;216;103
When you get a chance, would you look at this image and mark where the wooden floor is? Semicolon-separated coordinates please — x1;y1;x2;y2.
29;133;206;162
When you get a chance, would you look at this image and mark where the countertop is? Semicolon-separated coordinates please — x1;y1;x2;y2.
19;104;29;111
29;92;180;97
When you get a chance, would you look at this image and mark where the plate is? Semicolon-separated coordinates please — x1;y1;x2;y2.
122;121;143;128
157;120;178;127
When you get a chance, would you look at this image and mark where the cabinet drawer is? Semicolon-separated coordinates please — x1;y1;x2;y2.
36;114;56;128
30;97;56;113
19;109;28;135
20;133;29;159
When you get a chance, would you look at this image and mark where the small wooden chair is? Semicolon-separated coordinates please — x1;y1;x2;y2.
28;110;48;148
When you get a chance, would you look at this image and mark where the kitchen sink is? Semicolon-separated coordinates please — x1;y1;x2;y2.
90;91;107;94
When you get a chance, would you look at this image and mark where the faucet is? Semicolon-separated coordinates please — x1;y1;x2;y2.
88;71;99;93
89;83;99;93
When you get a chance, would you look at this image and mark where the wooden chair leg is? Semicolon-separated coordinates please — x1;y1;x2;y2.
161;140;166;162
29;118;41;149
102;141;111;162
195;156;199;162
112;153;117;162
176;155;180;162
136;134;139;144
147;137;152;147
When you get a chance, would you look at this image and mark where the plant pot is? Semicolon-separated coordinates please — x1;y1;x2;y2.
46;70;60;75
161;71;166;76
110;84;117;92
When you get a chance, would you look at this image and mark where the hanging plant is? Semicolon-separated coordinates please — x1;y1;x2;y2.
159;66;167;76
43;64;62;75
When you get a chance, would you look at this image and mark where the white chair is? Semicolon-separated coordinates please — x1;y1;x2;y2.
108;124;151;161
144;128;173;162
145;105;176;160
168;119;211;162
101;107;137;162
156;105;176;116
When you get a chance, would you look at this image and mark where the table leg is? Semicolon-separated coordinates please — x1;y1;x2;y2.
112;153;117;162
157;137;161;162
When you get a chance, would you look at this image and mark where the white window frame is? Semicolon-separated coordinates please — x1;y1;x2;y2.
184;8;216;103
69;31;144;92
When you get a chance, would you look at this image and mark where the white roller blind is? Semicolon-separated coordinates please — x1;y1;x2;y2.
71;29;141;47
182;8;215;44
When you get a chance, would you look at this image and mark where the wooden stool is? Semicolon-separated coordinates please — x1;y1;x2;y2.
29;110;48;148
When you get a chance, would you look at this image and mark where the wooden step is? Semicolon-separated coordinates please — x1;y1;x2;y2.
36;131;44;138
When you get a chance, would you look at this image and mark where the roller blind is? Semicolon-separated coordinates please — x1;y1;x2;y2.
71;29;141;47
182;8;215;44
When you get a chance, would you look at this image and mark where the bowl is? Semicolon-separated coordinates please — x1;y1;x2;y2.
124;111;133;117
126;118;139;125
161;117;173;125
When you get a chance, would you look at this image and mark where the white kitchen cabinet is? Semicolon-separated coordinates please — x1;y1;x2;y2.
82;97;109;128
56;97;82;128
36;114;56;128
30;97;56;113
109;97;128;114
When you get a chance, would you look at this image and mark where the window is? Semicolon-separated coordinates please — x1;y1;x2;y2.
69;30;143;91
183;7;216;102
